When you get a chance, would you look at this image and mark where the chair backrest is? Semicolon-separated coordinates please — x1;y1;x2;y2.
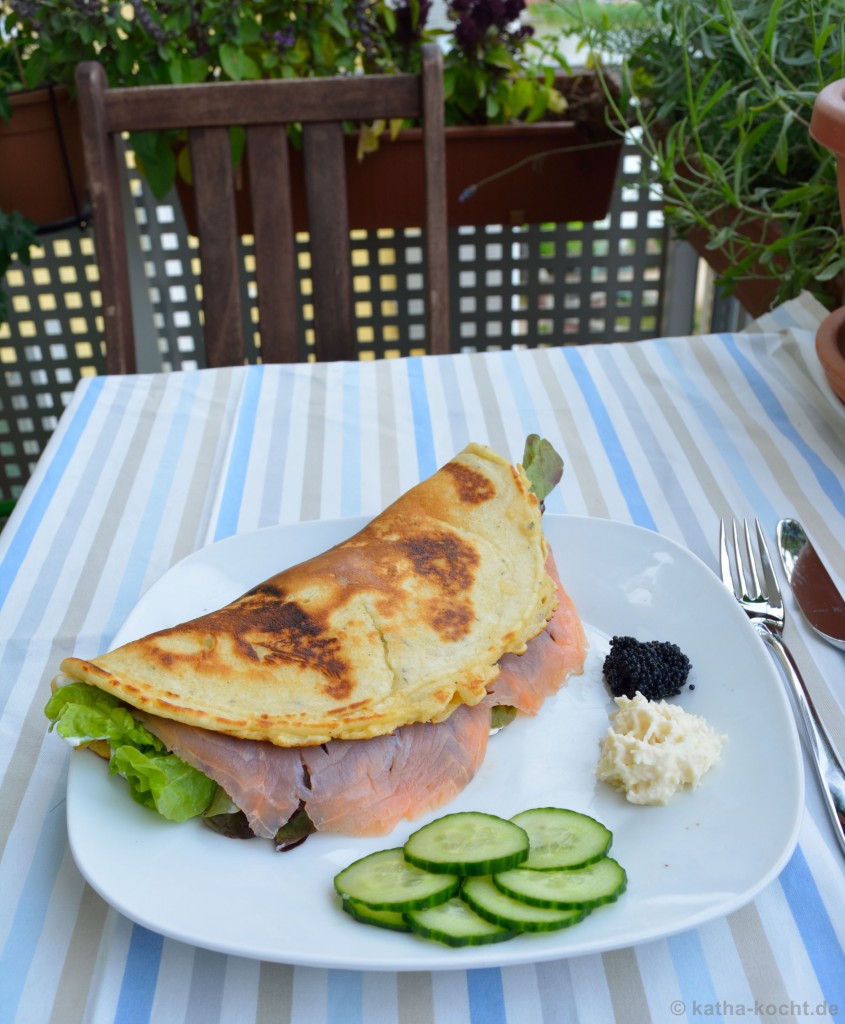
76;48;449;373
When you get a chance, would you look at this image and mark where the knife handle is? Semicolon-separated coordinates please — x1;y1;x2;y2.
759;627;845;859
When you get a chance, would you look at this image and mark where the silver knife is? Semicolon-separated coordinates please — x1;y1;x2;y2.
777;519;845;650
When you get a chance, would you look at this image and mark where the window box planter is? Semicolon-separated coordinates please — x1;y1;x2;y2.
0;85;88;229
176;73;623;234
681;218;783;320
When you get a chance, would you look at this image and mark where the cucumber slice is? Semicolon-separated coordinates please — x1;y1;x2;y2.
343;898;411;933
404;812;529;876
334;848;460;910
461;876;590;933
509;807;612;870
493;857;627;910
405;897;517;947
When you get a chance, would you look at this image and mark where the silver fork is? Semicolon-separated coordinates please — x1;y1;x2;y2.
720;518;845;859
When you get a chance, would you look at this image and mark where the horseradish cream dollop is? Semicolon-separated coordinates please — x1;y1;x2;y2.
595;693;724;805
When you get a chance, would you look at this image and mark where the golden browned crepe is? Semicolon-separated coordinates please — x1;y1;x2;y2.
59;443;557;746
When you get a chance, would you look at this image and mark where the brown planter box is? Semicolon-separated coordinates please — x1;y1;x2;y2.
685;216;845;318
177;119;623;235
0;86;88;227
683;222;782;319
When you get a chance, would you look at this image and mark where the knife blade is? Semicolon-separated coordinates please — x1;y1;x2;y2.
777;519;845;650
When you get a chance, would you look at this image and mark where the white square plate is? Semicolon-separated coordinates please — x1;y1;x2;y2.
66;515;803;970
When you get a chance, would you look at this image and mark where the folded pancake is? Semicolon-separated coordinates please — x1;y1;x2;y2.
60;442;558;747
126;550;586;838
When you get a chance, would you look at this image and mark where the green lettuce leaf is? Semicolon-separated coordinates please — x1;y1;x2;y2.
45;681;217;822
522;434;564;503
45;681;165;751
110;744;217;821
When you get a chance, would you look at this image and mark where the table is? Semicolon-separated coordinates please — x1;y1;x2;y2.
2;294;843;1024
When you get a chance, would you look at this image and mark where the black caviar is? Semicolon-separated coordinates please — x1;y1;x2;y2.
602;635;692;701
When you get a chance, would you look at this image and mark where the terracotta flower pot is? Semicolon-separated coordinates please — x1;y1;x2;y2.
811;80;845;233
815;305;845;403
810;79;845;402
0;85;88;228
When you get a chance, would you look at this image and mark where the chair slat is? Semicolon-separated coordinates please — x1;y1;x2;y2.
421;44;450;356
103;75;422;133
247;125;300;363
77;62;137;374
188;127;245;367
302;122;355;362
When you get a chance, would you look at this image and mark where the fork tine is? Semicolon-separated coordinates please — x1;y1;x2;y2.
754;518;783;610
730;519;750;597
718;519;734;590
742;518;762;597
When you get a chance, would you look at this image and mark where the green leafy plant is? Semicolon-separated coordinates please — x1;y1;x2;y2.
1;1;578;196
434;1;569;125
563;0;845;311
0;207;35;323
2;1;385;196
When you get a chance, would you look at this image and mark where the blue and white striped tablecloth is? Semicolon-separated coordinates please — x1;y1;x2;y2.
1;293;843;1023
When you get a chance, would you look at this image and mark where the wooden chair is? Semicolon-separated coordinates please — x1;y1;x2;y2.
76;48;449;373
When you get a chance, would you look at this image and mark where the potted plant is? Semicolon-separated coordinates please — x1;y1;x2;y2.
377;0;624;227
1;1;623;239
138;0;624;230
561;0;845;315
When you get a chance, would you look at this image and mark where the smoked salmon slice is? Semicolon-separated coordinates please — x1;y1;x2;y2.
484;550;587;715
300;703;492;836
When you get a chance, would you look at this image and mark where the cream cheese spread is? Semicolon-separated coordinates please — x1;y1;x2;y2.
596;692;725;805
